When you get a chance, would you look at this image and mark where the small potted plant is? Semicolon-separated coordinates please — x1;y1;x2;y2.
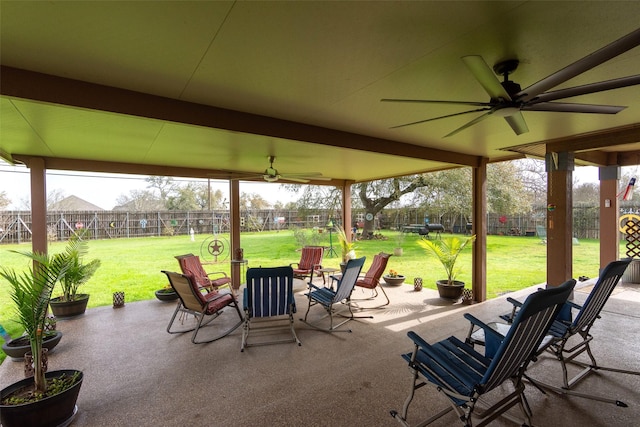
49;232;101;318
383;269;405;286
418;234;476;300
155;284;178;302
336;226;356;272
0;244;84;427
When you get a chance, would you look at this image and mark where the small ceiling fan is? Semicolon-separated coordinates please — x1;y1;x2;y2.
382;27;640;137
211;156;331;183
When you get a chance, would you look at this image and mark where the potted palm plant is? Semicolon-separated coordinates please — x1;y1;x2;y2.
418;235;476;300
49;233;101;318
336;226;356;272
0;244;84;427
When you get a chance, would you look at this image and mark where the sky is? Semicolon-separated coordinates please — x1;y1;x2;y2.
0;161;295;210
0;160;621;211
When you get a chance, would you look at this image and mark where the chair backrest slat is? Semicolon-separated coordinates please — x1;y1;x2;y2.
335;257;366;302
299;246;324;270
246;266;294;318
175;254;210;289
362;252;390;284
481;279;576;391
572;258;631;332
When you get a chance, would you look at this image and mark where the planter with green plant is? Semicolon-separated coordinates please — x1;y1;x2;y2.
418;235;476;300
49;233;101;318
336;226;356;272
155;285;178;302
0;241;84;427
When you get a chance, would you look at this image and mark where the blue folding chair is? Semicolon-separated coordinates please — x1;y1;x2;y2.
301;257;366;332
496;258;638;407
391;279;575;427
241;266;301;351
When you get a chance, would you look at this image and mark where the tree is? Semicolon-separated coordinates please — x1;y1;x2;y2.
114;189;163;211
240;192;272;210
145;176;176;203
357;175;434;237
0;191;10;210
166;183;200;210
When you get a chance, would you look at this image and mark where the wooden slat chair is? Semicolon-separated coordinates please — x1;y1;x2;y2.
162;270;243;344
241;266;301;351
352;252;391;309
289;246;324;283
175;253;231;292
390;279;575;427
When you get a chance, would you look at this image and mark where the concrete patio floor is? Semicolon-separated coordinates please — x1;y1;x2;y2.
1;277;639;426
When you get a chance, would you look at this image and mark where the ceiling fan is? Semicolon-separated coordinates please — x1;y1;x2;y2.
382;27;640;137
211;156;331;183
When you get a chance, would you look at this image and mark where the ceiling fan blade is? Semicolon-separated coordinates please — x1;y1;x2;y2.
523;102;626;114
281;177;310;183
503;112;529;135
444;110;494;138
462;55;512;100
529;75;640;103
282;173;332;181
381;98;492;107
518;27;640;102
390;108;492;129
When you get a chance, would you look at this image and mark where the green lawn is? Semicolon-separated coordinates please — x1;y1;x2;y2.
0;230;607;363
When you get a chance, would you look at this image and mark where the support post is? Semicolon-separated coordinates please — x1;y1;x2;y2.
599;166;620;270
472;161;487;302
545;151;574;286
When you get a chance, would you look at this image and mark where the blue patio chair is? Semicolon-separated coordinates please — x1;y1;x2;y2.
390;279;575;427
241;266;301;351
495;257;638;407
301;256;366;332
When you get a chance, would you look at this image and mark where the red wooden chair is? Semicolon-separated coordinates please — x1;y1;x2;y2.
175;253;231;292
353;252;391;308
289;246;324;283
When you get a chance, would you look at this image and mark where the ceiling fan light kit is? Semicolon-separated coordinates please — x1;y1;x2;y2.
384;27;640;137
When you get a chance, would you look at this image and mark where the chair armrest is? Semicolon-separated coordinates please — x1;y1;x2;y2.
207;271;229;279
506;297;523;307
289;262;300;268
464;313;505;342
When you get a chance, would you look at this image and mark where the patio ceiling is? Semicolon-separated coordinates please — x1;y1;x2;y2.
1;1;640;184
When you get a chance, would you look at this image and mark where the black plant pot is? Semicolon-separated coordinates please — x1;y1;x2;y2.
1;331;63;361
50;294;89;318
0;369;83;427
155;289;179;302
436;280;465;300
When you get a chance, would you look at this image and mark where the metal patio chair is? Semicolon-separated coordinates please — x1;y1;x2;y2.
390;279;575;427
495;258;638;407
241;266;301;351
301;256;366;332
162;270;243;344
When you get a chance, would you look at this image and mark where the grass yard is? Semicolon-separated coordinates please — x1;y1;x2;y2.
0;230;607;363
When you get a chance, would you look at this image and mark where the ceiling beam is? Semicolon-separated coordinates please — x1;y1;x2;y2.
1;66;481;168
545;123;640;154
12;155;348;186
